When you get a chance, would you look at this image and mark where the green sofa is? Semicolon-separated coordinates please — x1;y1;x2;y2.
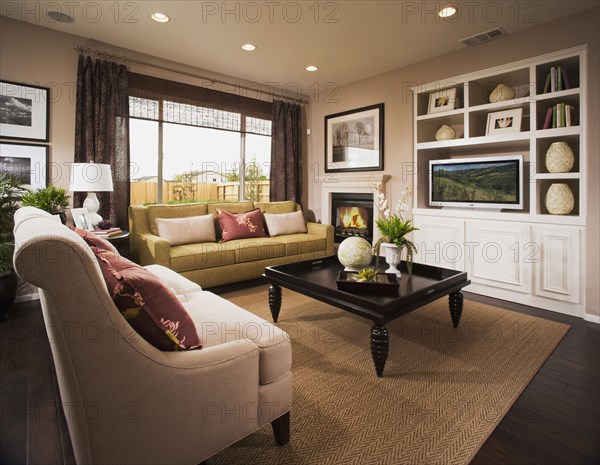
129;200;334;288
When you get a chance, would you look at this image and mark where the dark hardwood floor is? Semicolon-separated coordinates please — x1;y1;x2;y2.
1;288;598;465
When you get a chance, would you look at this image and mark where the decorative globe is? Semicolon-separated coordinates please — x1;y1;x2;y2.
337;237;373;271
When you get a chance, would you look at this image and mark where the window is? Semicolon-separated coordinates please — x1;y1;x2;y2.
128;73;272;205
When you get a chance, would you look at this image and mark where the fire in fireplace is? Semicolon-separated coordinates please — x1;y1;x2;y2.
331;193;374;243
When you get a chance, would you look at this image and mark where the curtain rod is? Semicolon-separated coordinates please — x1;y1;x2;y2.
74;45;306;104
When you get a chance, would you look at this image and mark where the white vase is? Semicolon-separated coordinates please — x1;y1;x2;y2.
545;141;574;173
545;183;575;215
435;124;456;141
489;83;515;103
381;242;402;277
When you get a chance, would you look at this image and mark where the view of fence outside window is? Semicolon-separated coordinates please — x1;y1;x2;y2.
129;96;272;205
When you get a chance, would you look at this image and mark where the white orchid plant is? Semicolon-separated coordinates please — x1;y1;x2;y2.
372;185;419;273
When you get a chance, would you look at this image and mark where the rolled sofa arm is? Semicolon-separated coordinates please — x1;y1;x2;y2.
131;232;171;267
306;222;335;256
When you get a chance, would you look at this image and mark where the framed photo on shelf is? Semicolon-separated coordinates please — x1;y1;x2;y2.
325;103;384;173
71;208;93;231
0;80;50;142
0;142;48;188
427;88;457;114
486;108;523;135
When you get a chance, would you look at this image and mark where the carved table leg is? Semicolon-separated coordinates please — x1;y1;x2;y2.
371;325;389;378
449;291;464;328
268;284;282;322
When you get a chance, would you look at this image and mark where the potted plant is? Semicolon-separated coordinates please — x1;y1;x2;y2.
0;173;26;317
373;185;419;277
21;184;70;223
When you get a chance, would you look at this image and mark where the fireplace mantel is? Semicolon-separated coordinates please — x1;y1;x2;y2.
320;173;391;244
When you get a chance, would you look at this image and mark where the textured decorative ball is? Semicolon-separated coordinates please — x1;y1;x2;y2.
545;183;575;215
545;141;574;173
435;124;456;141
489;84;515;103
337;237;373;271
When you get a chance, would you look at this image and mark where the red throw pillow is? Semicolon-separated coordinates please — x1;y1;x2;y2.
92;247;201;351
71;226;114;251
217;208;267;242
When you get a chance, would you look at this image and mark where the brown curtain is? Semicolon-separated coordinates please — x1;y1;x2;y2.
74;55;129;227
270;100;302;203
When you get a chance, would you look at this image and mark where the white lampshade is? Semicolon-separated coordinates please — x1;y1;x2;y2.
69;163;113;192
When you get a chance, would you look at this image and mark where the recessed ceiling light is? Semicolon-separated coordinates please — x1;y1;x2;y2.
306;65;318;72
242;43;257;51
438;5;457;18
151;12;170;23
47;10;75;23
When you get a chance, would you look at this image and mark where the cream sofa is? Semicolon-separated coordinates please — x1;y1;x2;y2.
129;200;335;288
13;207;292;465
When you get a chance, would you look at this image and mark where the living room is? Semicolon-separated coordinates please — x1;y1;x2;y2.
1;1;599;464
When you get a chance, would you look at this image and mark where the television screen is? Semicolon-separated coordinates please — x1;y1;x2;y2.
429;156;523;209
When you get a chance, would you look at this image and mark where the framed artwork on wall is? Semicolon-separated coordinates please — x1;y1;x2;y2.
486;108;523;135
0;142;48;188
325;103;384;173
0;80;50;142
427;88;457;114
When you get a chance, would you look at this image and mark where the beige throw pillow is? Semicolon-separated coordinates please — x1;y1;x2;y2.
155;214;216;245
264;211;307;236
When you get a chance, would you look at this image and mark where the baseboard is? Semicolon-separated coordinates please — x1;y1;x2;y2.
583;313;600;324
14;292;40;303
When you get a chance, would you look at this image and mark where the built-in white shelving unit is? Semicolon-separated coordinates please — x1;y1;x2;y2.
412;46;587;317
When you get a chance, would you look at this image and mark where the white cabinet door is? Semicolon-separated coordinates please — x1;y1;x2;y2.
534;226;581;303
465;220;532;293
413;216;465;270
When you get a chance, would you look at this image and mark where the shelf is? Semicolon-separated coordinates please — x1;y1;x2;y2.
535;173;580;180
416;108;464;121
412;207;585;226
469;98;532;113
534;126;581;138
536;87;580;101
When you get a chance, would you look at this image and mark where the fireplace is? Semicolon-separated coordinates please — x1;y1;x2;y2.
331;193;374;244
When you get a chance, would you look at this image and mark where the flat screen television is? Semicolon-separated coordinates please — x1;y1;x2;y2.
429;155;523;210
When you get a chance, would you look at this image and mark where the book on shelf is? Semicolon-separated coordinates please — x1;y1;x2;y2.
543;103;575;129
544;66;572;93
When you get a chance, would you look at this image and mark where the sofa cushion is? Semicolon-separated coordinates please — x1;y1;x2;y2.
222;238;286;263
155;214;216;246
182;290;292;385
217;208;267;242
264;211;307;237
147;203;209;236
255;201;297;214
92;247;202;351
207;202;255;217
277;234;327;255
71;227;115;252
170;242;236;272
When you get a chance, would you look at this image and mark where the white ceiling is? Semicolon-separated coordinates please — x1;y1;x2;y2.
3;1;598;90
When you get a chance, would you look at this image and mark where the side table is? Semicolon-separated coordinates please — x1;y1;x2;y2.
106;230;130;258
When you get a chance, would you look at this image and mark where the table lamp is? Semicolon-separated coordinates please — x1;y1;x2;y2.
69;163;113;227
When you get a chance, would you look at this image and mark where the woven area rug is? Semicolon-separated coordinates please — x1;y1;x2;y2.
209;286;569;465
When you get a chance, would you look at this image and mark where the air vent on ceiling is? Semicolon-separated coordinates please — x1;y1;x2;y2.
460;28;506;47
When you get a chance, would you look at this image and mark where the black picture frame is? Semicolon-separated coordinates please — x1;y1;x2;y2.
0;80;50;142
325;103;384;173
0;142;49;188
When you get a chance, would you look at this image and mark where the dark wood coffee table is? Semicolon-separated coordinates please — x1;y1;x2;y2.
263;256;470;377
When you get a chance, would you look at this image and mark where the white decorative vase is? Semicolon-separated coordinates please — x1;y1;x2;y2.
381;242;402;277
435;124;456;141
545;183;575;215
337;237;372;271
489;83;515;103
545;142;574;173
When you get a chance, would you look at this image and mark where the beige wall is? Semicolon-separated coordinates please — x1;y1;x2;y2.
0;18;80;190
307;7;600;317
